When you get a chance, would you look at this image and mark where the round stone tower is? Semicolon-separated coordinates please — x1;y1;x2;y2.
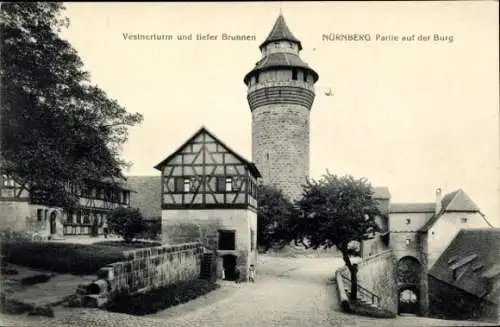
244;14;318;201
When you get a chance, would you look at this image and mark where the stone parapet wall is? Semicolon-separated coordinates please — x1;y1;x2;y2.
340;250;398;313
99;242;203;297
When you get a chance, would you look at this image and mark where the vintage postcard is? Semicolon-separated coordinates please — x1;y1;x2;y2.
1;1;499;326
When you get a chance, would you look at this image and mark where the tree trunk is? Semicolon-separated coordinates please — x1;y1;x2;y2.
342;251;358;301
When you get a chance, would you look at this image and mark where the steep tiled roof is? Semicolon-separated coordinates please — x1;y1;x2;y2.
126;175;162;220
419;189;487;231
244;52;319;84
390;202;436;213
260;14;302;50
429;228;500;303
441;189;480;212
372;186;390;199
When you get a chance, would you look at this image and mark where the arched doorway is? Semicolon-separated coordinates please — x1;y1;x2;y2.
397;256;421;315
222;254;237;281
399;287;419;314
49;211;57;234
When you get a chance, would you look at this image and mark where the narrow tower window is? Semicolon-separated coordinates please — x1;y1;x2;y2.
255;73;259;84
266;153;269;160
292;68;298;80
303;71;307;82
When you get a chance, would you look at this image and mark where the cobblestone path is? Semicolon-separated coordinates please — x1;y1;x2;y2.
0;256;495;327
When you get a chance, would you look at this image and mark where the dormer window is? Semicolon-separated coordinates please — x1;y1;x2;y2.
472;263;484;272
461;217;468;223
292;68;298;80
447;256;458;265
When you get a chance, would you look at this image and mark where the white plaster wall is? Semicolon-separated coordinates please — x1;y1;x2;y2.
428;212;491;268
0;201;30;231
389;212;433;231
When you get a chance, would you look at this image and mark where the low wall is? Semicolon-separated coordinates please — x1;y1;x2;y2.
340;250;398;313
97;242;203;297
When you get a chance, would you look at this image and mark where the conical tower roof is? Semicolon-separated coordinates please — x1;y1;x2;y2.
259;14;302;50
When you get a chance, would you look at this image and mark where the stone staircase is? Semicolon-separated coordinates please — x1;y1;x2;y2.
344;287;379;309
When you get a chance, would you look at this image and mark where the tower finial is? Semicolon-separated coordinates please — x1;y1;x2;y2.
279;1;283;15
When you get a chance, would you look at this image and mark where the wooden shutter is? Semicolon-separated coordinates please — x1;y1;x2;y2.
216;177;225;192
175;177;184;192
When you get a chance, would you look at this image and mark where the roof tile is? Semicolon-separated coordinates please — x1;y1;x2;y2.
429;228;500;303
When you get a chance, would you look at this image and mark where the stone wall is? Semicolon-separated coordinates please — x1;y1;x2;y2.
429;275;499;322
252;104;310;201
340;250;398;313
0;201;30;231
98;242;203;297
161;209;257;281
0;201;65;238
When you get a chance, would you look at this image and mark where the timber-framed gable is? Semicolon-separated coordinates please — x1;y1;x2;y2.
155;127;261;211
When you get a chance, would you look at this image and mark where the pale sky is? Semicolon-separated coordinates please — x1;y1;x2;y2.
59;1;499;225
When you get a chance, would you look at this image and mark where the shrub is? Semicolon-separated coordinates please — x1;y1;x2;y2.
0;242;125;275
0;229;35;243
106;279;219;315
108;207;148;243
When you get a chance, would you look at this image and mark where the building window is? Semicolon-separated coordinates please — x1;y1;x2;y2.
406;219;411;225
1;189;15;197
225;178;233;192
76;211;82;224
266;153;269;160
292;68;298;80
183;178;191;192
2;175;15;187
255;73;259;84
66;210;74;224
303;71;307;82
37;209;43;221
405;239;411;246
218;230;236;250
461;217;468;223
83;211;90;224
250;229;255;251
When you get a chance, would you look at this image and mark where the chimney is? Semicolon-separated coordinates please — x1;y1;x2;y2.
435;188;442;214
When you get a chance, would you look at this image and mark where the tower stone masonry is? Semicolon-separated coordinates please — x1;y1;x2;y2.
244;14;319;201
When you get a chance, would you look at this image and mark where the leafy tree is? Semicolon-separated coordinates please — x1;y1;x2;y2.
0;2;143;206
286;172;381;301
108;207;148;243
256;184;294;251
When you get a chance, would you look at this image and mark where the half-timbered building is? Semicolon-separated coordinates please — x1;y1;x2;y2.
154;126;261;281
0;174;133;239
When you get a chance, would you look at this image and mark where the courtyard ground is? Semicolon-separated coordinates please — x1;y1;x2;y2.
0;255;496;327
